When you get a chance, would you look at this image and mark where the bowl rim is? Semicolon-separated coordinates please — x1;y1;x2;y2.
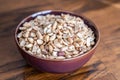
15;10;100;62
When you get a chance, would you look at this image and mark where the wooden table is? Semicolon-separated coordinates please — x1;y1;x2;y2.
0;0;120;80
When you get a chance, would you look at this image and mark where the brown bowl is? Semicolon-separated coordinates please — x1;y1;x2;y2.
15;10;100;73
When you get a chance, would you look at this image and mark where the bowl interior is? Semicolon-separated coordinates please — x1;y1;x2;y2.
15;10;100;61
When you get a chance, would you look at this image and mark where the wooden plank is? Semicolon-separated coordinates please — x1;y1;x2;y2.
0;0;120;80
94;73;117;80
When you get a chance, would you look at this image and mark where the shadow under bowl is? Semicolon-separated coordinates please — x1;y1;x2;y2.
15;10;100;73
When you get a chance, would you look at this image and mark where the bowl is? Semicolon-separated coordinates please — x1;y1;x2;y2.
15;10;100;73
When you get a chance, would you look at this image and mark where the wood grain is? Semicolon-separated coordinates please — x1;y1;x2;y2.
0;0;120;80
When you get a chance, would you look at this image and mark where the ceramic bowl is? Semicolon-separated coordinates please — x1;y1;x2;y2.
15;10;100;73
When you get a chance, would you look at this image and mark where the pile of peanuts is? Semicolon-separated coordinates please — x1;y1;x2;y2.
17;14;95;59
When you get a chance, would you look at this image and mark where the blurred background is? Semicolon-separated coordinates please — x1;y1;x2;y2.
0;0;120;80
